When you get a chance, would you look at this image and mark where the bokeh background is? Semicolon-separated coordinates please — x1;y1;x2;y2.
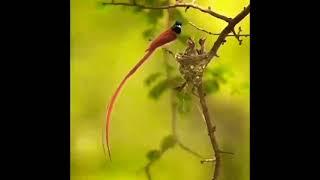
71;0;250;179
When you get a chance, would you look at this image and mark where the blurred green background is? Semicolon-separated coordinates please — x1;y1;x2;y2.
71;0;250;179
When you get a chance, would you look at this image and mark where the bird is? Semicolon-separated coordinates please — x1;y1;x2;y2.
103;21;182;161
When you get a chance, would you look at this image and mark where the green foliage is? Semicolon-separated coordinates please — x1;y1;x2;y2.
203;79;219;94
147;150;161;161
146;74;184;100
231;82;250;95
147;10;164;24
143;28;156;39
73;0;250;179
202;66;231;95
177;34;190;44
160;135;176;151
145;134;176;162
144;72;163;86
168;76;185;88
148;79;170;99
142;10;164;39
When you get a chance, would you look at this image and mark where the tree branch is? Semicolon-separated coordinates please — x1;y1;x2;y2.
100;1;231;22
197;84;221;180
208;5;250;60
189;21;250;37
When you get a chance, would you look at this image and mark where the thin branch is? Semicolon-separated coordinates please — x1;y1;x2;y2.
218;150;234;155
197;84;221;180
145;162;153;180
188;21;250;37
208;5;250;60
100;1;231;22
231;28;242;45
177;140;204;158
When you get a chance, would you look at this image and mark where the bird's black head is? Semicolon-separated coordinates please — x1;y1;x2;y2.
171;21;182;34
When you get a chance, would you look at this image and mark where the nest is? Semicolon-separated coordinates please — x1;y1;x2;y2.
175;37;210;87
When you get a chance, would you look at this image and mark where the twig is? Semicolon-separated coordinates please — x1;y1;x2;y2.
100;1;231;22
208;5;250;60
188;21;250;37
145;162;153;180
231;28;242;45
143;148;170;180
218;150;234;155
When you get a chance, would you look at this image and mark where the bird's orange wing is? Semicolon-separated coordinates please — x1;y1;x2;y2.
147;29;177;51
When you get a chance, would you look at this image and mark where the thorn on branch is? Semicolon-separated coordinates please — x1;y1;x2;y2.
185;0;195;12
238;26;242;34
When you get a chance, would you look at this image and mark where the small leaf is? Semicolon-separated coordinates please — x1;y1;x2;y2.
146;10;164;24
205;66;230;84
146;150;161;161
143;28;156;39
148;79;170;99
203;80;219;94
160;135;176;151
176;91;192;101
144;72;162;86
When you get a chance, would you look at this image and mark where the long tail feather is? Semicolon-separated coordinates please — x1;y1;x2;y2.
103;49;155;161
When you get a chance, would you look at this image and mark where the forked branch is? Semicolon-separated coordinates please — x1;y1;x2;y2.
100;1;231;22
